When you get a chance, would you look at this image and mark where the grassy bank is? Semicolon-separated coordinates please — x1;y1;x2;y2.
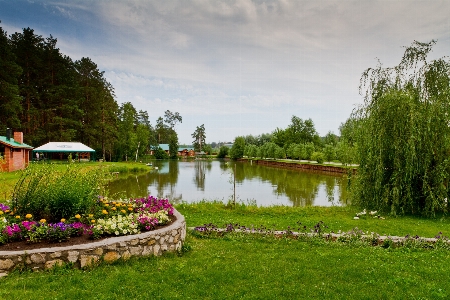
0;203;449;299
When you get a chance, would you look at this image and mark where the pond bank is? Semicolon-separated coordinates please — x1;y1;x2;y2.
241;159;357;175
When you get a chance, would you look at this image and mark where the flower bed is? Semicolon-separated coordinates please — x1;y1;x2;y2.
0;196;186;276
0;196;174;244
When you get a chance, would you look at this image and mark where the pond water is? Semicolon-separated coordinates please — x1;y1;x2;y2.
106;160;351;207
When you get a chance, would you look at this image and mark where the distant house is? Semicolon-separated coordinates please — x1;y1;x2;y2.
178;147;195;157
0;130;33;172
33;142;96;161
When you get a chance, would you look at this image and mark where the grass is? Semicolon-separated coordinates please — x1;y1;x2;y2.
177;201;449;238
0;203;449;299
0;231;449;299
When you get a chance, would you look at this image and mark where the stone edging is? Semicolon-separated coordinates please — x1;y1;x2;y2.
0;209;186;277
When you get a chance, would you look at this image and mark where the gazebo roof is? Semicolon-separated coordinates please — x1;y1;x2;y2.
33;142;95;153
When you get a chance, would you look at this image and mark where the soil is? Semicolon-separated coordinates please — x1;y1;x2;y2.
0;215;176;252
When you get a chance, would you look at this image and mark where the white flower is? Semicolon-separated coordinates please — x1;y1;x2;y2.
353;216;360;220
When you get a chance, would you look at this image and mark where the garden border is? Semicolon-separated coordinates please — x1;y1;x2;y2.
0;209;186;277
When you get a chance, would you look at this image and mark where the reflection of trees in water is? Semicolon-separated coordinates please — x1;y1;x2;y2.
108;160;349;206
107;160;181;202
193;160;212;190
230;162;348;206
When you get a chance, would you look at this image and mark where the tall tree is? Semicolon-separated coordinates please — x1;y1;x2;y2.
191;124;206;152
353;40;450;216
0;23;22;133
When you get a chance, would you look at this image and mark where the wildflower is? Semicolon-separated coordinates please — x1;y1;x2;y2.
25;214;32;219
61;218;66;222
40;219;46;223
75;214;81;219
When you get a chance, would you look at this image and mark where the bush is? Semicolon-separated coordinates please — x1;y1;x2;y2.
12;164;105;222
310;152;325;164
217;146;229;158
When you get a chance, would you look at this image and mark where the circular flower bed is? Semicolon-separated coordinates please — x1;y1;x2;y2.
0;195;175;246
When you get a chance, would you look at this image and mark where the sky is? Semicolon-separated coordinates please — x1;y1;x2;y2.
1;0;449;145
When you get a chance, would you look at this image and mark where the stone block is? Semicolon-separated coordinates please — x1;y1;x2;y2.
45;259;64;270
129;246;142;256
153;244;160;256
122;251;131;261
103;251;120;263
80;255;99;268
130;239;139;246
31;253;46;264
147;240;156;246
50;252;62;259
0;259;14;270
67;251;79;263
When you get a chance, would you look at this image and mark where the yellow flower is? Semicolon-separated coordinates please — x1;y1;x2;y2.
112;207;116;211
15;215;20;219
26;214;32;219
115;203;121;207
102;209;108;214
104;203;109;207
121;209;126;213
75;214;81;219
128;207;133;211
0;211;3;215
89;214;93;218
112;201;116;205
4;210;9;213
40;219;46;223
91;219;96;223
61;218;66;222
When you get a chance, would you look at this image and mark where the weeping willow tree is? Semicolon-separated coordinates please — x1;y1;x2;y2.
353;40;450;216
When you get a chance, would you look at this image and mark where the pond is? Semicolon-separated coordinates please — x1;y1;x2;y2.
107;160;351;207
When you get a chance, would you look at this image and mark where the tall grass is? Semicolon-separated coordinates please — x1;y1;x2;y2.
11;164;107;222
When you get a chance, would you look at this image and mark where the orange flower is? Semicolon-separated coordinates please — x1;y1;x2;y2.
26;214;32;219
91;219;96;223
40;219;46;223
111;207;116;211
128;207;133;211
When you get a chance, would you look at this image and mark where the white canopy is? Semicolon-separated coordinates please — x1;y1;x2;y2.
33;142;95;153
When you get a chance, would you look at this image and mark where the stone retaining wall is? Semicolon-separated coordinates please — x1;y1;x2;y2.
0;209;186;277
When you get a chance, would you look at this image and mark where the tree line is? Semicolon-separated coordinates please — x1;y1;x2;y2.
0;24;181;161
226;115;357;165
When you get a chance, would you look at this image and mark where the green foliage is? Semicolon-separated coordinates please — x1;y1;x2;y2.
323;144;336;162
217;146;229;158
154;147;169;159
229;137;245;160
310;151;325;164
353;40;450;216
192;124;206;152
11;164;105;222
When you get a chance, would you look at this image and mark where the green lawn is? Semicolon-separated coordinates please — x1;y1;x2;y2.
1;203;449;299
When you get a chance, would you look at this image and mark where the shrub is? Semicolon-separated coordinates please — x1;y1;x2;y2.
311;152;325;164
12;164;106;222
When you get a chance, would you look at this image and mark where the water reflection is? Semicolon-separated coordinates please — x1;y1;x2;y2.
107;160;350;207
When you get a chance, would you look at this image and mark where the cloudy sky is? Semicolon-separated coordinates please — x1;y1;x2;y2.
1;0;449;144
